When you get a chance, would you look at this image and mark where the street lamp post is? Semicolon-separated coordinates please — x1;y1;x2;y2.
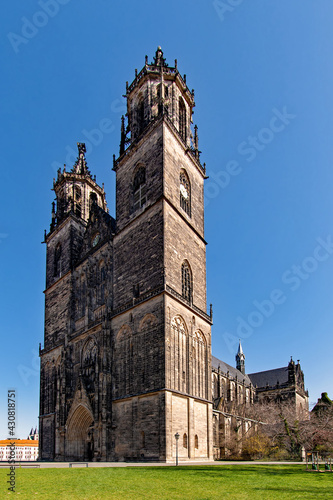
175;432;180;466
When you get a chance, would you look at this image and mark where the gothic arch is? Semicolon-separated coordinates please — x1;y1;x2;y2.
170;316;188;393
192;330;207;399
66;404;94;461
81;337;98;367
116;324;132;342
181;260;192;303
139;313;158;331
137;94;145;134
179;97;187;141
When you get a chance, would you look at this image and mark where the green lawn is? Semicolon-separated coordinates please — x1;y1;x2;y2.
1;464;332;499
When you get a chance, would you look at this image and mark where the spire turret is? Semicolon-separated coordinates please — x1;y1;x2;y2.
48;142;107;234
72;143;91;177
236;340;245;375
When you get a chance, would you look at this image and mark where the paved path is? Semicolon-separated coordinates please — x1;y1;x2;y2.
0;461;304;468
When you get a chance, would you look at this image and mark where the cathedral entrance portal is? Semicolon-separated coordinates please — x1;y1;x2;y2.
66;405;94;461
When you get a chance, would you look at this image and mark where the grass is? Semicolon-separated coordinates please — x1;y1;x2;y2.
0;464;332;499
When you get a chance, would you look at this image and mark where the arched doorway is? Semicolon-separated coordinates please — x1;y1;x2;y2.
66;405;94;461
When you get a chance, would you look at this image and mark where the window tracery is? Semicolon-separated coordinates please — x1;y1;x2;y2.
181;261;192;303
179;97;187;141
179;170;191;217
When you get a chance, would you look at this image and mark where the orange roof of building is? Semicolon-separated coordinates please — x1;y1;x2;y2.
0;440;38;447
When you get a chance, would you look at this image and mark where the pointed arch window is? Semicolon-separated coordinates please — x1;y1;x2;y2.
89;192;98;213
171;316;188;392
133;166;147;211
195;435;199;449
180;170;191;217
157;84;169;115
75;186;82;218
137;97;145;134
181;261;192;303
193;330;207;399
183;433;188;449
53;244;62;277
179;97;187;141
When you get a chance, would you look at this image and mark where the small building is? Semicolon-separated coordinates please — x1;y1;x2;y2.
0;440;39;461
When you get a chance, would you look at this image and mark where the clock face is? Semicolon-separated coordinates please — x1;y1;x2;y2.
180;183;188;200
92;233;100;247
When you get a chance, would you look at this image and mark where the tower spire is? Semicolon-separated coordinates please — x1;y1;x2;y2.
72;143;91;177
236;340;245;375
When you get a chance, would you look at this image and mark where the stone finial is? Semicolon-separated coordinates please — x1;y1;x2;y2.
72;142;91;177
153;46;167;67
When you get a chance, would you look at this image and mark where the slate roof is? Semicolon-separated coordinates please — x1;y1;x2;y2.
248;367;288;389
211;355;252;386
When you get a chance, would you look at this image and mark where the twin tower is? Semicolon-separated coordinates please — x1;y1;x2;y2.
39;48;213;462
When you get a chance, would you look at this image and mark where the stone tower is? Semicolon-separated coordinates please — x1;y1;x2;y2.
39;48;213;462
111;47;213;461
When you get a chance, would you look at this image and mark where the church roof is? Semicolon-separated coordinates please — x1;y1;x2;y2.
248;367;288;388
211;355;252;385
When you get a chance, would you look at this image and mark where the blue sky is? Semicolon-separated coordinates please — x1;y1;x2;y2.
1;0;333;438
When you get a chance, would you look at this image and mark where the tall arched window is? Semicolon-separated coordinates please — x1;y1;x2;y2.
183;433;188;449
170;316;188;392
82;339;98;400
180;170;191;217
75;186;82;218
89;192;98;213
193;330;207;399
195;435;199;449
181;261;192;303
54;244;62;277
137;97;145;134
179;97;186;141
157;84;169;115
133;166;147;211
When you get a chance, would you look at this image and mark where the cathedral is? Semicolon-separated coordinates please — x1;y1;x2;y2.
39;48;308;462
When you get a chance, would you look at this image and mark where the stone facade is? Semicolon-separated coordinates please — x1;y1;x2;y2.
39;48;308;462
40;48;212;462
